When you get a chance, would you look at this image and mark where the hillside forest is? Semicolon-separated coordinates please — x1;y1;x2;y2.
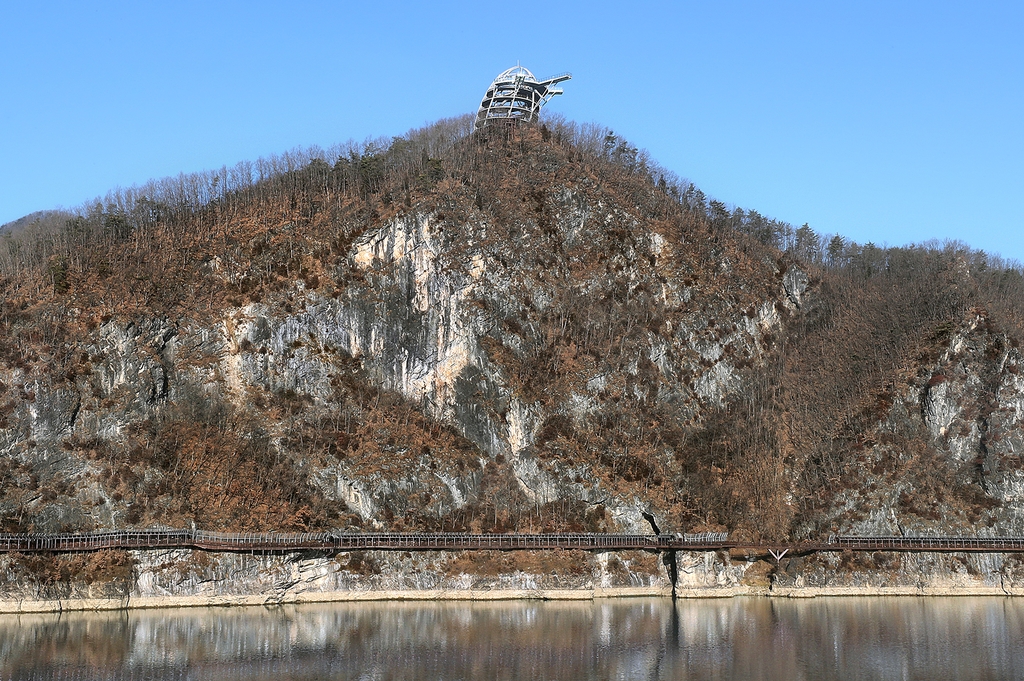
2;113;1024;558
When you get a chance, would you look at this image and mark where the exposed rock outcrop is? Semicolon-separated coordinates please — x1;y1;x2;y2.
2;122;1024;600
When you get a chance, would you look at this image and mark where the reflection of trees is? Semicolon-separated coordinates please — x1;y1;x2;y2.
2;598;1023;678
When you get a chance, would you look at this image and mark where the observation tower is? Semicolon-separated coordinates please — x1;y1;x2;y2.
474;65;571;130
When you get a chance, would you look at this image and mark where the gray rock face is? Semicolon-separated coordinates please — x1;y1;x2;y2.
782;267;809;309
802;308;1024;544
29;389;80;440
5;180;1024;596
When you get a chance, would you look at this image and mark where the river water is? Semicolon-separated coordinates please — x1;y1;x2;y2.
0;597;1021;680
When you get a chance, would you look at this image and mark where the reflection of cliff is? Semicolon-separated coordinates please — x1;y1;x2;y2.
2;598;1023;679
3;117;1024;594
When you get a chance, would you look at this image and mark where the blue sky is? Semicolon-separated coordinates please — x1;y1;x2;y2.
2;1;1022;262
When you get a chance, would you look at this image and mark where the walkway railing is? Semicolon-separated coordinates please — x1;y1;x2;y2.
0;531;672;554
823;535;1024;552
2;530;1024;555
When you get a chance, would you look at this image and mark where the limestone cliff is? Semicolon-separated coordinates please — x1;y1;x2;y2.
2;118;1024;598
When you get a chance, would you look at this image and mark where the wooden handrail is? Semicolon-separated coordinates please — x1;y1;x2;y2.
2;531;1024;554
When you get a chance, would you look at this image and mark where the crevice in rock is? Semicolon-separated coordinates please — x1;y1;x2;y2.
642;511;678;599
640;511;661;535
662;550;679;600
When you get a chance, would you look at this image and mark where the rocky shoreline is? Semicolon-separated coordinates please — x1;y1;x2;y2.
5;583;1024;616
8;530;1024;610
4;545;1024;614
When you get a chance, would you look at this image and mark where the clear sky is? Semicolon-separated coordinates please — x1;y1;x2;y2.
2;1;1022;262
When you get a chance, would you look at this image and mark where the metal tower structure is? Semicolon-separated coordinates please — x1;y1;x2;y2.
474;66;571;130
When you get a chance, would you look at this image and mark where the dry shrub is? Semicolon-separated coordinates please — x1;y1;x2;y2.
445;549;591;578
8;549;135;594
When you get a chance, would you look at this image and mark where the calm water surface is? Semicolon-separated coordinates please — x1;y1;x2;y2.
0;597;1021;680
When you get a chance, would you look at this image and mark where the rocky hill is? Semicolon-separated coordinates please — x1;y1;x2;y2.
2;115;1024;599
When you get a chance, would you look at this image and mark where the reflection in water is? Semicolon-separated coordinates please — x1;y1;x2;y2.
1;597;1022;680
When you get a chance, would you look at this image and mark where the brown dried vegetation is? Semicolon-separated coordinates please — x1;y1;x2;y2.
1;116;1024;548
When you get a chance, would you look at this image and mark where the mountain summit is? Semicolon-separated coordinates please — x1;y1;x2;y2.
2;115;1024;596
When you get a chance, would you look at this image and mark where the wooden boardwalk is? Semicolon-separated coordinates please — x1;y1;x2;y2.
2;530;1024;555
